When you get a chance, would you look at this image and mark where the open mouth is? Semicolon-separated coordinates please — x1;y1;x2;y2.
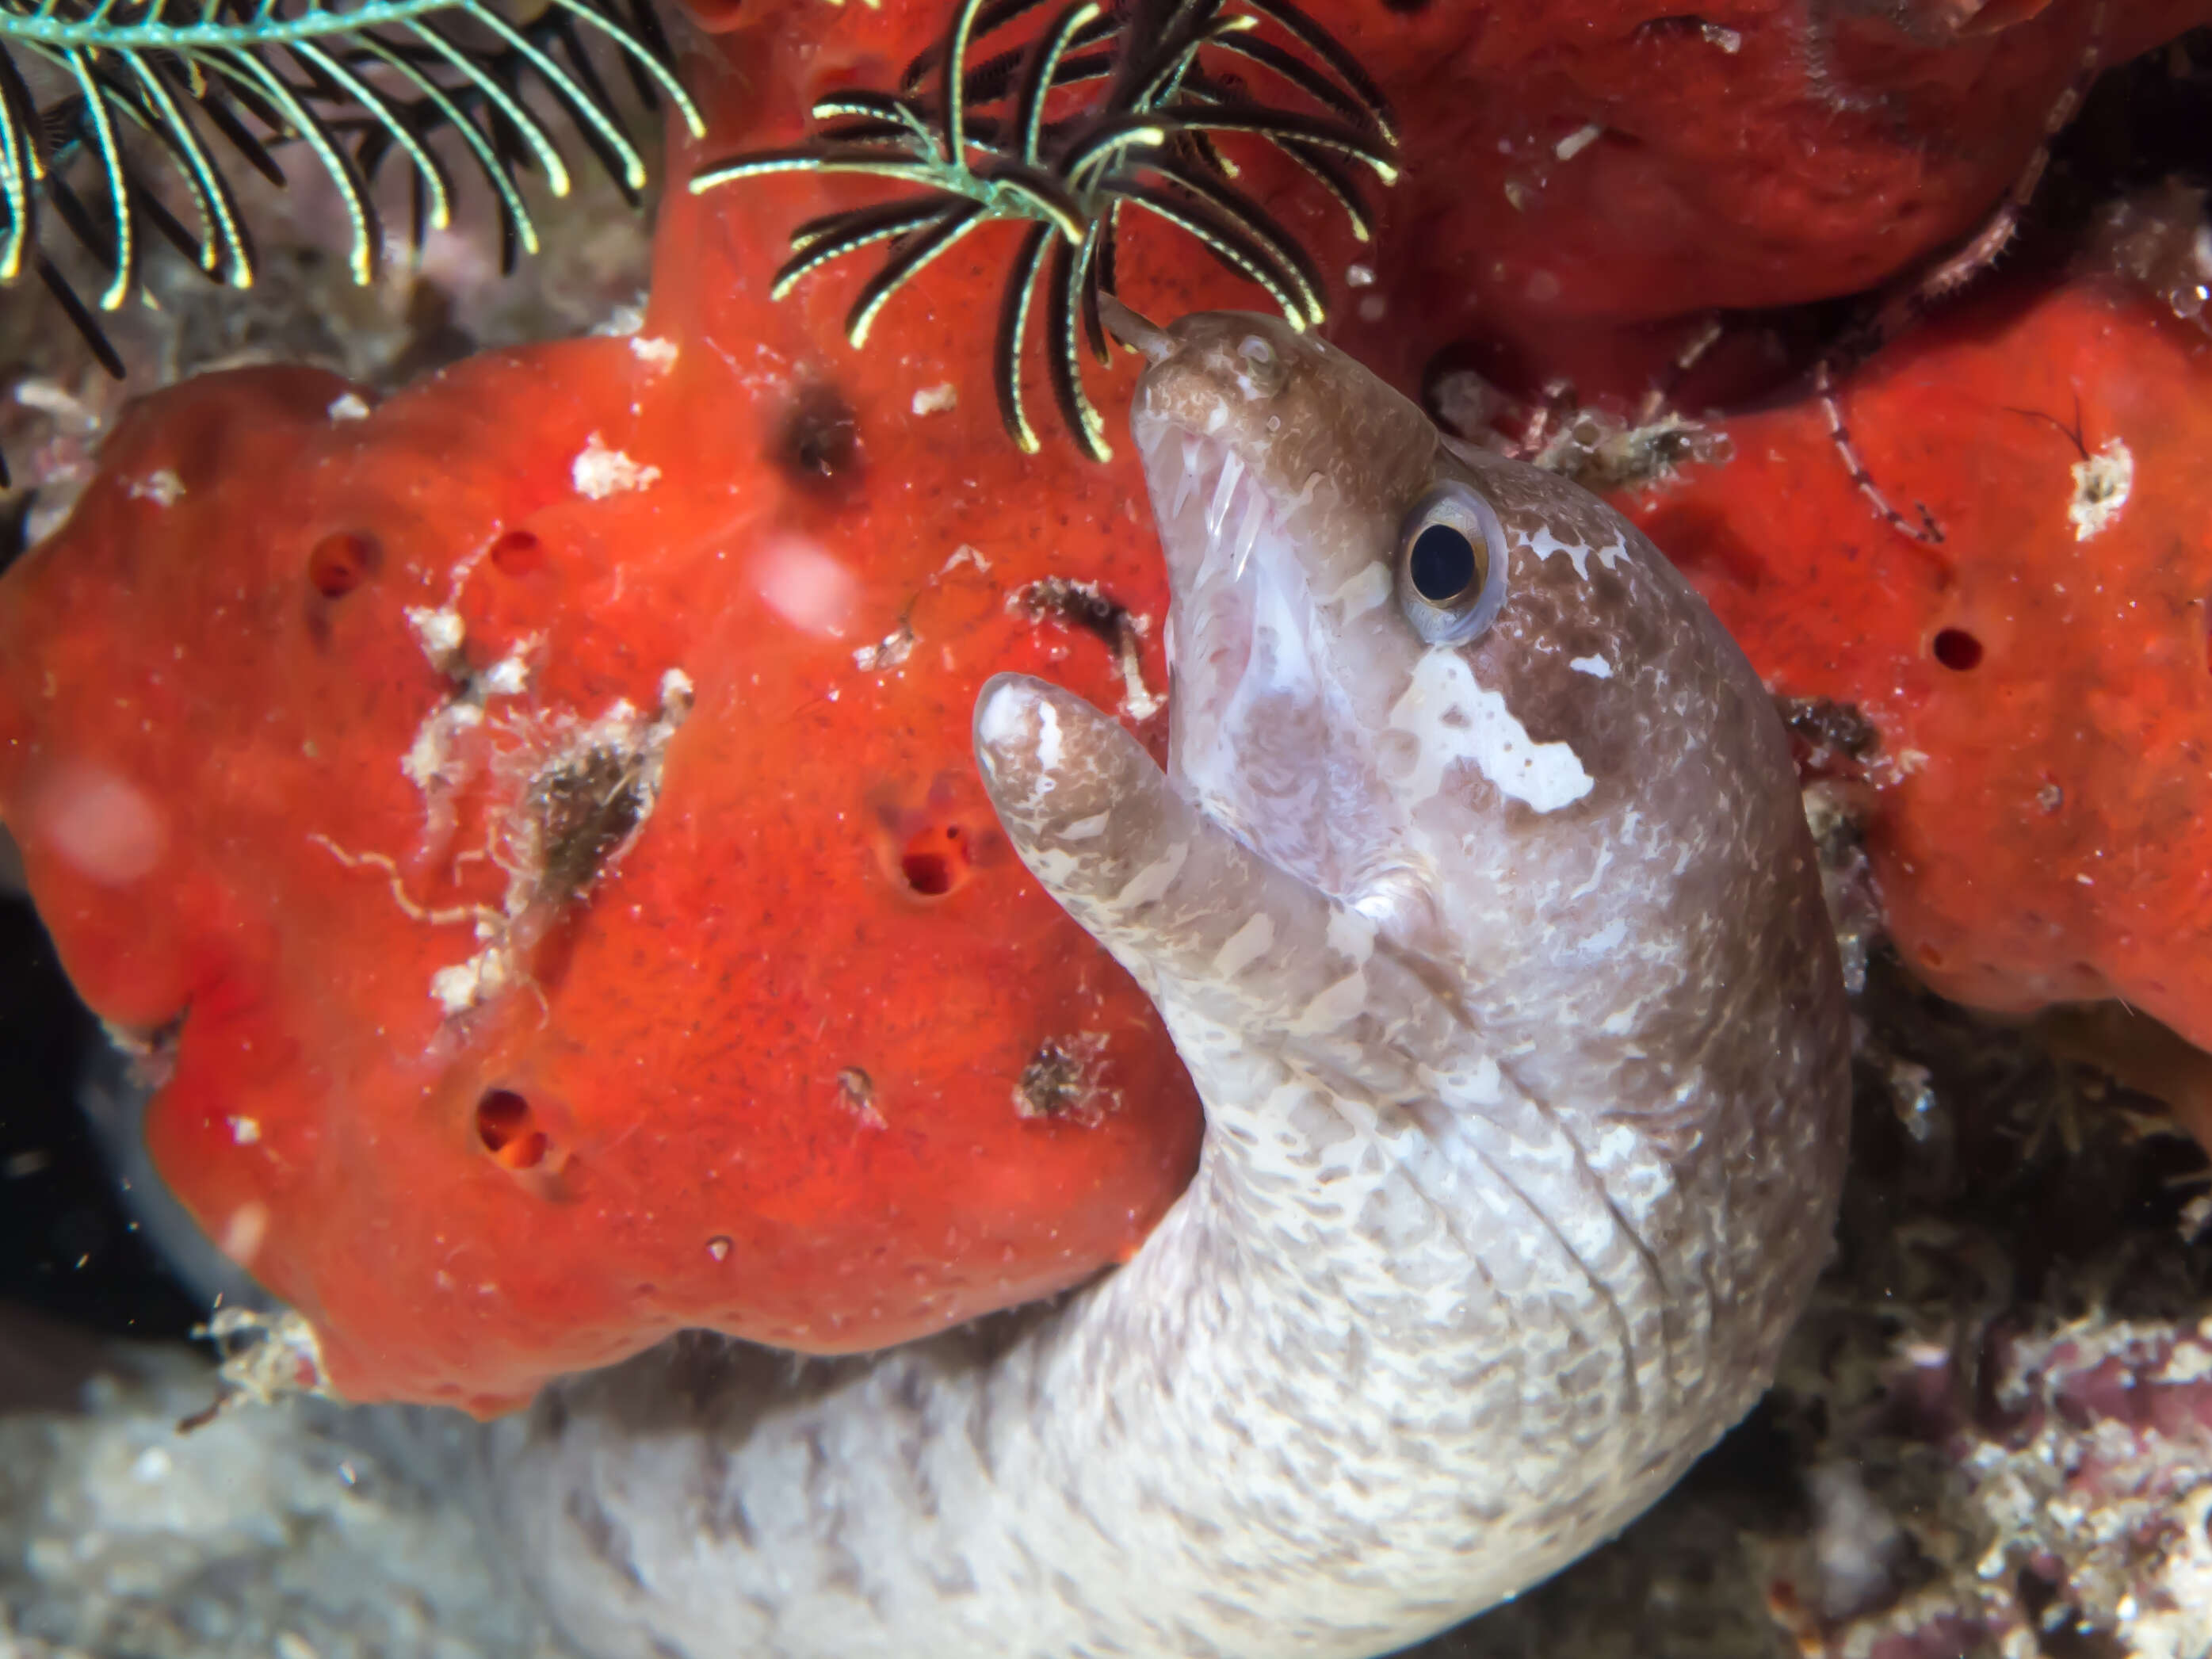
1134;398;1427;917
1142;426;1277;747
1139;417;1352;860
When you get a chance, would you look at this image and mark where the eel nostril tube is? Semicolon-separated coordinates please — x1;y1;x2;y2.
1099;295;1176;363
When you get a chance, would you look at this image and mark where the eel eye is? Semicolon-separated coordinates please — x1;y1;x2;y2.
1395;481;1509;646
1236;333;1288;397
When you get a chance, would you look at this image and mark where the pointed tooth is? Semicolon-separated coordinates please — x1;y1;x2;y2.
1232;486;1266;579
1206;452;1244;540
1171;437;1201;518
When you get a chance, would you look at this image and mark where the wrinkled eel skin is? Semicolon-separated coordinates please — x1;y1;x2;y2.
479;312;1851;1659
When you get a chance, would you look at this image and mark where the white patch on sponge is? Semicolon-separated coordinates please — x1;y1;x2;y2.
2069;437;2132;542
572;432;661;499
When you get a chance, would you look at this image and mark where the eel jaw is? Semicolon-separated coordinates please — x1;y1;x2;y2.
1132;404;1429;927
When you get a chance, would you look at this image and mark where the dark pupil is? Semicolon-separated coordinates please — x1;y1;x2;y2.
1408;522;1477;603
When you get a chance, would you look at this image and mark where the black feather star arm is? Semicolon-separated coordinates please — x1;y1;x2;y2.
690;0;1396;461
0;0;705;382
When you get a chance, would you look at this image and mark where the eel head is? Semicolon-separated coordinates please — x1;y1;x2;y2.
1110;309;1820;1079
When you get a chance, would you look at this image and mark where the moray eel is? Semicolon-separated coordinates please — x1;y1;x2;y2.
479;312;1851;1659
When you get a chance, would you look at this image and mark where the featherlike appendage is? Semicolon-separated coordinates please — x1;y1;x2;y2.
690;0;1398;460
0;0;704;411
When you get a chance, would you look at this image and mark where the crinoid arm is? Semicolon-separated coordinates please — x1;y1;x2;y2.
0;0;704;381
690;0;1398;461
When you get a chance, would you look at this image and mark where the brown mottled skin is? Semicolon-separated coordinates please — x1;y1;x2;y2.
470;313;1850;1659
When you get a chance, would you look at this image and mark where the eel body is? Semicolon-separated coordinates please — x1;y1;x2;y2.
480;312;1851;1659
